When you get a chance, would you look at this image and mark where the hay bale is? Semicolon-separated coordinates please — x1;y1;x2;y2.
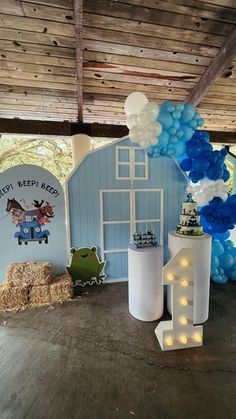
0;283;29;311
7;262;53;287
29;275;73;307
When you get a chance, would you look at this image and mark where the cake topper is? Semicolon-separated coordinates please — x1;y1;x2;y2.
186;193;193;202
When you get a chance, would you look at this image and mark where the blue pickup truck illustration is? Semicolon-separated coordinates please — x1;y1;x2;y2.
15;212;50;245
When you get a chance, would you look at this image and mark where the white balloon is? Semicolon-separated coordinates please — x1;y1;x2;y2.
143;101;160;121
124;92;149;116
138;109;151;125
148;121;162;136
150;136;158;145
126;114;138;129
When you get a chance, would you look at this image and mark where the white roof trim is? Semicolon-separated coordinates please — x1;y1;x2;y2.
66;134;188;183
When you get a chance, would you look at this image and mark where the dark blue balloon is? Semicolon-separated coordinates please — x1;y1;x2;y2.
222;169;230;182
209;197;224;208
192;157;210;172
206;164;223;181
180;158;192;171
220;148;228;157
186;140;203;158
189;170;204;183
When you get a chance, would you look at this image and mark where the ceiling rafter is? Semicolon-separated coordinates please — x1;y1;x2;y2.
187;29;236;106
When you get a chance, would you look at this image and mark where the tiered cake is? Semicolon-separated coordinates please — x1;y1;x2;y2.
176;194;203;236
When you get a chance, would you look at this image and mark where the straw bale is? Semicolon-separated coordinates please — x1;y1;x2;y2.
0;283;29;311
29;275;73;307
7;262;53;287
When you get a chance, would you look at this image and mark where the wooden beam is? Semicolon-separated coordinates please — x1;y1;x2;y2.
0;118;128;137
0;118;235;143
210;131;236;145
0;119;71;136
187;29;236;106
74;0;83;122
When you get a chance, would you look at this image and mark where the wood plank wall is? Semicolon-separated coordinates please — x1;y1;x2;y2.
0;0;236;131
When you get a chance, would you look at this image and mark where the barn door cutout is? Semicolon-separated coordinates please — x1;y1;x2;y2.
100;189;163;280
0;164;67;281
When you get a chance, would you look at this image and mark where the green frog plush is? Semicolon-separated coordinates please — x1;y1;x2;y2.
66;246;106;286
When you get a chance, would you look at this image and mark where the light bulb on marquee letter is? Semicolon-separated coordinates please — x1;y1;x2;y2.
155;248;203;351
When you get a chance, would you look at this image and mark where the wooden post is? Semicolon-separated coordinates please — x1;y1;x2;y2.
74;0;83;122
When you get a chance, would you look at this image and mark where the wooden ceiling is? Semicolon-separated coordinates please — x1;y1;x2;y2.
0;0;236;133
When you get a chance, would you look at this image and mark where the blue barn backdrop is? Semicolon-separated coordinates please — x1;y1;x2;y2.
66;138;187;281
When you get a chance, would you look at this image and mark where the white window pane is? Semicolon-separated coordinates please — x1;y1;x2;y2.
119;164;130;178
118;148;130;162
135;149;146;162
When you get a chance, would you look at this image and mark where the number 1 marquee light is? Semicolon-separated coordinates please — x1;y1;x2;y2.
155;248;203;351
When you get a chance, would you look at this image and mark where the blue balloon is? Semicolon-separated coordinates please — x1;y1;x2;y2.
219;252;234;269
180;108;195;124
173;141;186;157
212;274;228;284
186;140;203;158
189;170;204;183
206;164;223;181
213;231;230;241
209;197;224;208
211;256;220;270
229;270;236;281
182;126;195;142
192;157;210;172
220;148;228;157
180;158;192;172
158;112;173;130
212;240;224;256
222;169;230;182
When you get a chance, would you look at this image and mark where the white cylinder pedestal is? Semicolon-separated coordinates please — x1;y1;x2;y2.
167;231;212;324
71;134;91;168
128;244;163;321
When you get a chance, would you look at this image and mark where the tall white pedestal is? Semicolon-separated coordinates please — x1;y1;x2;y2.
167;231;212;324
128;244;163;321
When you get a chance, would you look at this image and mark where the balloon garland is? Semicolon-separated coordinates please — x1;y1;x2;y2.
124;92;236;285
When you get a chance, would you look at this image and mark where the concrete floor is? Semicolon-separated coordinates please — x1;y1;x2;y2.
0;282;236;419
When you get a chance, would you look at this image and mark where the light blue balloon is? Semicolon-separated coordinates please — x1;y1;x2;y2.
160;101;174;112
180;104;195;123
211;268;219;276
211;256;219;270
212;240;224;256
169;127;177;135
189;120;197;129
158;112;173;130
173;120;180;130
225;240;234;248
229;270;236;281
176;129;184;138
197;118;205;126
158;131;169;146
172;111;181;120
219;252;234;269
229;247;236;256
174;141;186;157
176;104;184;111
182;126;195;142
170;135;178;143
167;105;175;113
212;274;228;284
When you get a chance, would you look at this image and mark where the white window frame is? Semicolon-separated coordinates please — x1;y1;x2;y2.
100;188;163;281
116;146;148;180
